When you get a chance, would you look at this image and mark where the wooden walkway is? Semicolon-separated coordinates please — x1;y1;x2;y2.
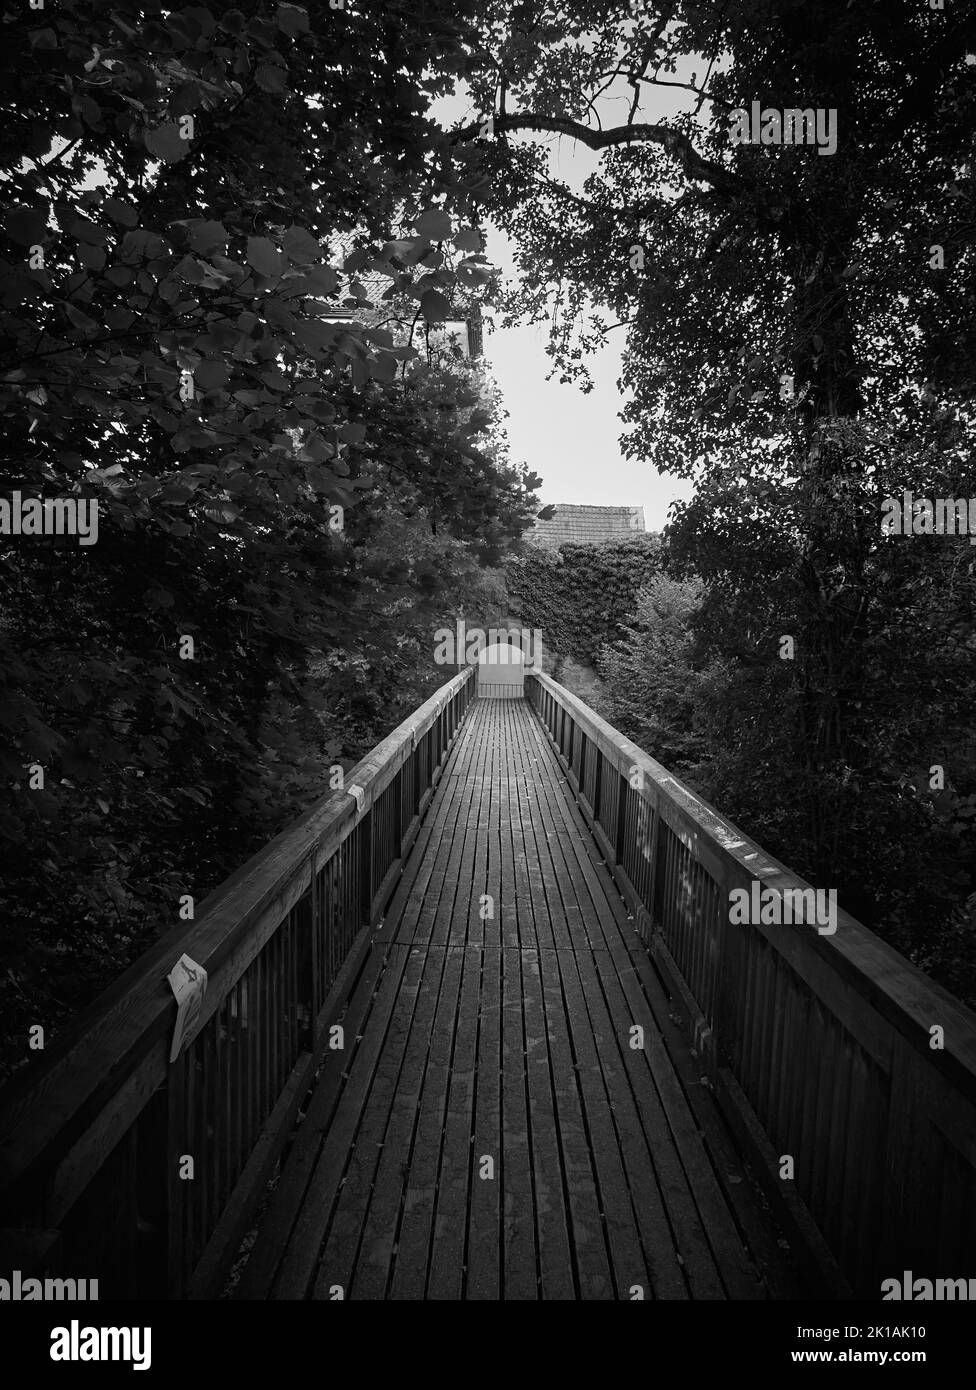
235;699;803;1300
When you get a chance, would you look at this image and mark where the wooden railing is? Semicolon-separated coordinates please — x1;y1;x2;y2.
0;668;474;1299
527;670;976;1299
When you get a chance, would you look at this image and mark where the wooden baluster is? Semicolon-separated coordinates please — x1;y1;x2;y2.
359;808;374;925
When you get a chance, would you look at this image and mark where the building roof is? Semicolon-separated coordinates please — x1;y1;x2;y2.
528;504;646;548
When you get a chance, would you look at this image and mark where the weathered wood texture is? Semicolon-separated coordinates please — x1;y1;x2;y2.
236;698;802;1300
526;671;976;1298
0;669;475;1299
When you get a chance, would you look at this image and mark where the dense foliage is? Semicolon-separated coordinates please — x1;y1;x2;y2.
465;0;976;997
3;0;976;1058
595;572;714;771
506;533;661;665
0;0;536;1069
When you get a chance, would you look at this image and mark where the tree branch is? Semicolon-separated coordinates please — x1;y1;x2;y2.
454;113;743;196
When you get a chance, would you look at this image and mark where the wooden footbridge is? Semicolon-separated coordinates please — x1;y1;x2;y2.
1;670;975;1300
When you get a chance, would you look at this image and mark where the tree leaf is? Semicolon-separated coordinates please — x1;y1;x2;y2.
145;122;191;163
453;227;483;252
457;263;490;287
6;204;48;246
296;319;337;352
194;359;230;391
420;288;451;323
104;198;139;227
65;303;98;332
416;207;452;240
255;59;287;93
79;243;107;271
282;225;321;264
246;236;283;276
188;219;229;254
203;502;241;524
277;2;310;35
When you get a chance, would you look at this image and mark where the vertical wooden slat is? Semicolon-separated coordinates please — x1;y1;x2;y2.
213;1002;227;1216
166;1052;187;1298
360;807;374;924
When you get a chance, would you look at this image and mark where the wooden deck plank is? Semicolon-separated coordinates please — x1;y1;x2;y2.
502;720;575;1296
501;945;538;1299
233;937;398;1299
309;943;433;1298
337;943;451;1300
467;946;503;1298
238;698;795;1300
454;707;500;949
390;734;482;948
265;945;415;1299
511;747;554;953
425;945;482;1299
533;744;781;1298
550;942;654;1297
536;944;615;1297
566;945;690;1300
532;733;770;1298
518;948;576;1299
387;945;466;1299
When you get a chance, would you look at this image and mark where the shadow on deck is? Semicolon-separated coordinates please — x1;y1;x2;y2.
234;700;802;1300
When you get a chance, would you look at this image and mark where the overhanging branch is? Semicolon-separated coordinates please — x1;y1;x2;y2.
453;112;743;197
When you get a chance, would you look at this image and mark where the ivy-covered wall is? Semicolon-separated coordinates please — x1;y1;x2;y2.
505;534;662;667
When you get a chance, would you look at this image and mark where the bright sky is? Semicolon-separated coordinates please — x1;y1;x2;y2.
432;68;697;534
481;218;694;536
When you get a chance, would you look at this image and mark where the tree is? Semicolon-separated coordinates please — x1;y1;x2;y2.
597;573;712;772
0;0;540;1067
453;0;976;876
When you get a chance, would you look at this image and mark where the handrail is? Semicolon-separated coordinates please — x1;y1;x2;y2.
526;670;976;1298
0;667;474;1298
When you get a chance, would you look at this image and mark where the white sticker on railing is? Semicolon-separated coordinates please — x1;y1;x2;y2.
347;783;365;812
166;954;208;1063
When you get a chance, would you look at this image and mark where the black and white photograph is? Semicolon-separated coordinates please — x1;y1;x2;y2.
1;0;975;1368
